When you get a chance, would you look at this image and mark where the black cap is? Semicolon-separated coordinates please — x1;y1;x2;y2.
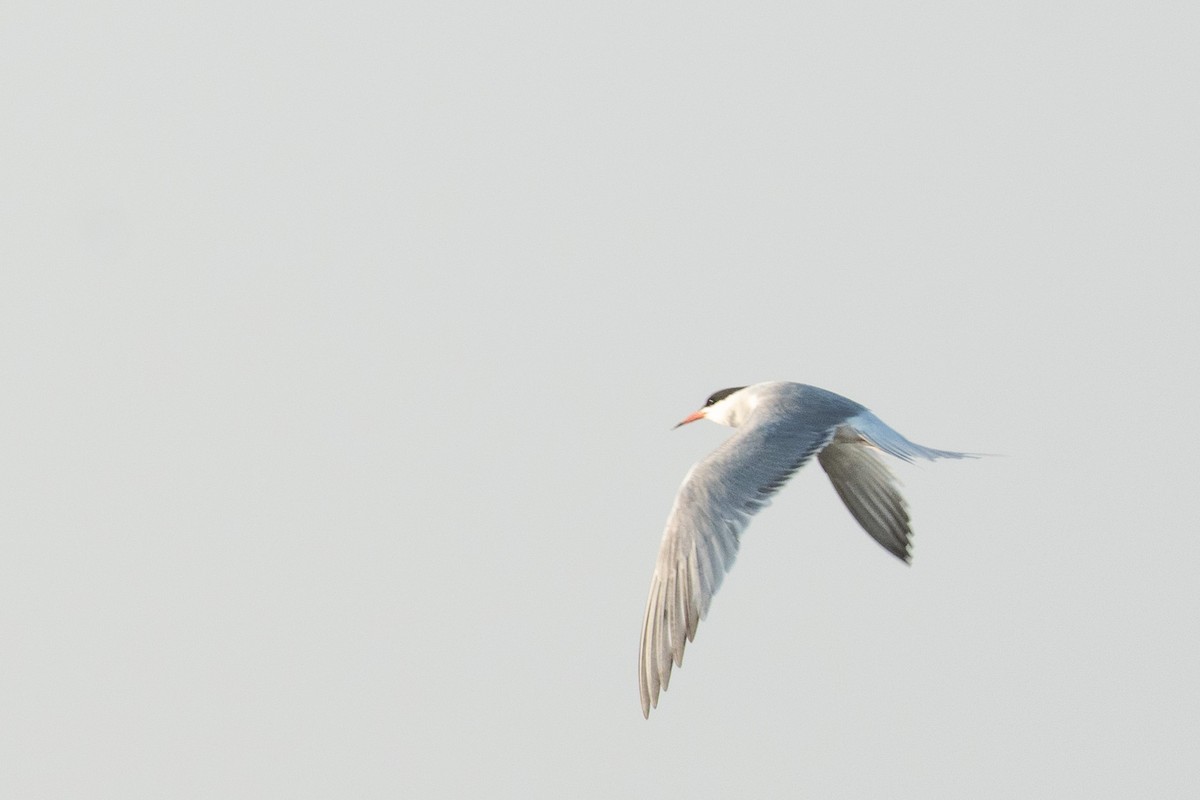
704;387;745;407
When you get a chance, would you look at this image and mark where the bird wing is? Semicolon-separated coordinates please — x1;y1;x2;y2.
638;417;837;717
819;414;974;561
818;429;913;562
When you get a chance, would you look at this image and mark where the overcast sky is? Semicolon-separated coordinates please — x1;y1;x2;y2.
3;2;1198;797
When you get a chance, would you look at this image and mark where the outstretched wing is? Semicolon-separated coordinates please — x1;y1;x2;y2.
819;414;975;561
818;430;914;562
638;418;836;717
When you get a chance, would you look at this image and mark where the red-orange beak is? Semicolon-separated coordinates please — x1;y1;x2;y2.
673;409;706;429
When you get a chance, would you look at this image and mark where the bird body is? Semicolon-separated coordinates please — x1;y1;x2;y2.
639;382;972;717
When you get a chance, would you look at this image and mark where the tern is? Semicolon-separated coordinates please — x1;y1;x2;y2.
639;381;973;717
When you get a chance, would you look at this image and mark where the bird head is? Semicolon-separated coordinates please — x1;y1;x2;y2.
674;386;750;429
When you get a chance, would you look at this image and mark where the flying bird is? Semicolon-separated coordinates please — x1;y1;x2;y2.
639;381;973;717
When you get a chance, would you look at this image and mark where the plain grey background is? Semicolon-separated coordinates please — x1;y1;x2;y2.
3;2;1198;797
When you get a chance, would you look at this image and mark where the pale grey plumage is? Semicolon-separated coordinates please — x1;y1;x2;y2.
639;382;972;718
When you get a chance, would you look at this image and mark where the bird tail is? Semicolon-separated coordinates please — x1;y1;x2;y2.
851;411;979;463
